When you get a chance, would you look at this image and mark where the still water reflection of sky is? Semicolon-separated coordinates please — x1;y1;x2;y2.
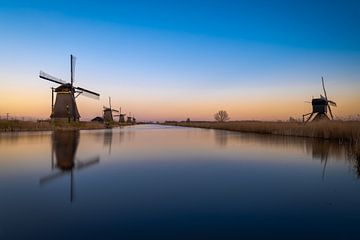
0;125;359;239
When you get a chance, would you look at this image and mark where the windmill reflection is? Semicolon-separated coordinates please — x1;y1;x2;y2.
210;131;360;179
310;140;331;181
39;130;100;202
214;130;229;147
103;129;113;155
346;144;360;178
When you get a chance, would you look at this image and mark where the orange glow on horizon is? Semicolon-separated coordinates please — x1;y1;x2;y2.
1;84;359;122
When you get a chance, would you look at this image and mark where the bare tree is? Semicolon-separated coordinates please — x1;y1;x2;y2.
214;110;230;122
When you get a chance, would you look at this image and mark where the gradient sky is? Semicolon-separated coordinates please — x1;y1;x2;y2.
0;0;359;121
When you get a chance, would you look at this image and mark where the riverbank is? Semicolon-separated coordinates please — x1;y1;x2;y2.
164;121;360;144
0;120;133;132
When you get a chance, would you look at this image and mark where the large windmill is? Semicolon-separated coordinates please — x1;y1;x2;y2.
303;77;337;123
40;55;100;122
103;97;119;122
39;131;99;202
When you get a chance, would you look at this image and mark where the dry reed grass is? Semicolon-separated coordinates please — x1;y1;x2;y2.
0;120;130;132
169;121;360;144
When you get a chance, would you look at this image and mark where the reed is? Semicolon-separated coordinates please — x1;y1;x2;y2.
167;121;360;144
0;120;131;132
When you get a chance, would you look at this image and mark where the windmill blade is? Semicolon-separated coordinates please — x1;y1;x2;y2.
109;97;112;109
39;71;66;85
112;109;120;113
328;100;337;107
78;90;100;100
75;87;100;99
39;170;70;185
328;105;334;120
71;54;76;87
321;77;328;100
76;157;100;171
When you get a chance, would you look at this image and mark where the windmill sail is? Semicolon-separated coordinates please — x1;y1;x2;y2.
75;87;100;99
40;71;66;85
303;77;337;123
71;55;76;86
40;55;100;121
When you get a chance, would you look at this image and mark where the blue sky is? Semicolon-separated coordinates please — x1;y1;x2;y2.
0;0;359;120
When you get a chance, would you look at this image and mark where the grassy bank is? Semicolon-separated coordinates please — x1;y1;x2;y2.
165;121;360;144
0;120;132;132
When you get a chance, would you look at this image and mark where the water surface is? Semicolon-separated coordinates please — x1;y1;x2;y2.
0;124;359;239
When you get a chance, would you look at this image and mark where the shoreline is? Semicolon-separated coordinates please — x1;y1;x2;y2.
0;120;134;133
163;121;360;144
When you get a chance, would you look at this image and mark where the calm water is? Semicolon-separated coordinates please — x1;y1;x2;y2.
0;124;359;239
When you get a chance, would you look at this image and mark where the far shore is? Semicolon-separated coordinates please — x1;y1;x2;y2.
0;119;134;133
163;120;360;144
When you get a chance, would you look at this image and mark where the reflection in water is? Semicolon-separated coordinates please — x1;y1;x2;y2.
102;128;136;155
2;125;360;239
346;144;360;177
214;130;228;147
211;129;360;178
103;129;113;155
119;129;125;143
39;130;100;202
310;140;331;181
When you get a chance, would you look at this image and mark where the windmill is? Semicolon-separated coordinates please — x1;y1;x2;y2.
303;77;337;123
39;130;99;202
127;112;133;123
40;55;100;122
132;114;136;124
114;107;126;123
103;97;119;123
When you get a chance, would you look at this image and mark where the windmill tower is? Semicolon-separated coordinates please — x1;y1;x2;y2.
303;77;337;123
127;112;133;123
40;55;100;122
103;97;119;123
39;130;99;202
114;107;126;123
132;114;136;124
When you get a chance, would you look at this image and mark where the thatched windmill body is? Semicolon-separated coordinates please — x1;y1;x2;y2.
114;107;126;123
303;77;337;123
103;97;119;122
40;55;100;122
127;112;133;123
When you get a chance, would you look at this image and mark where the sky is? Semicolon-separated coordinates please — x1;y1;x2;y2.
0;0;359;121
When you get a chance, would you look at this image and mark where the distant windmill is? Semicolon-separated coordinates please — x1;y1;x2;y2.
127;112;133;123
132;114;136;124
40;55;100;122
103;97;119;123
114;107;126;123
303;77;337;123
39;131;99;202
